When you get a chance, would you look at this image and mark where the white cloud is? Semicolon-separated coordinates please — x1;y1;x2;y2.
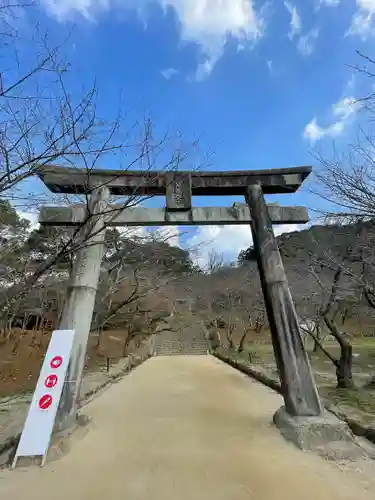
347;0;375;39
42;0;264;80
160;68;178;79
283;4;318;57
267;59;273;73
164;0;265;80
274;224;303;237
296;28;319;56
304;118;325;142
333;96;359;120
185;223;303;268
318;0;340;6
186;225;251;269
42;0;107;20
284;1;301;40
18;211;39;231
304;96;360;143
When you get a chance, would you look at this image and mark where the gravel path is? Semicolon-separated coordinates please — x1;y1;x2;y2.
0;355;374;499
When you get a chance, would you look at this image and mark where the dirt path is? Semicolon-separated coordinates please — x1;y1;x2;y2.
1;356;374;499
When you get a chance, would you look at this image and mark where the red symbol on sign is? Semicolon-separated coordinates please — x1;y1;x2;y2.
38;394;53;410
45;374;58;388
50;356;63;369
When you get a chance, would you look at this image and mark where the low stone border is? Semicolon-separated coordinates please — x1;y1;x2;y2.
326;404;375;444
0;336;155;465
213;349;375;446
214;350;282;395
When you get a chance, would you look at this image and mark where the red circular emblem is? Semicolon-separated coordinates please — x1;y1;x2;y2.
45;374;58;388
50;356;63;369
38;394;53;410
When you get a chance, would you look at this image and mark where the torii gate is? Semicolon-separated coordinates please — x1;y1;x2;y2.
38;165;323;431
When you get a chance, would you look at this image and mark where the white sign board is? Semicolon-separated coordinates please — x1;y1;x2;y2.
12;329;76;467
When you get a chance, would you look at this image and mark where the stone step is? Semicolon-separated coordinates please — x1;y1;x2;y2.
155;345;208;355
155;345;208;351
155;341;208;346
155;353;208;356
153;326;209;356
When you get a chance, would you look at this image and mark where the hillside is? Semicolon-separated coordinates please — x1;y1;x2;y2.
240;220;375;264
236;220;375;332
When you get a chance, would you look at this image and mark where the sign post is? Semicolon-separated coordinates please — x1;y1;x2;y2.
12;329;76;468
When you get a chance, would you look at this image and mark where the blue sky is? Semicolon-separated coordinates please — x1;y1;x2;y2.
10;0;375;267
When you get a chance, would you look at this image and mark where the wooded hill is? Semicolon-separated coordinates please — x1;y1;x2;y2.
237;219;375;335
2;196;375;338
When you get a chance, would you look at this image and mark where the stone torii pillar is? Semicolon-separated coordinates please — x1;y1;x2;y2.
246;184;322;417
56;185;110;431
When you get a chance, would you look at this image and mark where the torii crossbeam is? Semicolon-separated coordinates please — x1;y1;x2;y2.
39;203;309;226
37;165;311;195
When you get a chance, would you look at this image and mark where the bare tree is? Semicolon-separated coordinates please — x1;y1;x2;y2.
120;303;171;356
310;52;375;389
225;320;235;349
93;267;177;341
0;2;208;331
237;306;265;353
298;318;324;353
206;249;224;273
0;4;124;314
312;55;375;224
307;258;357;388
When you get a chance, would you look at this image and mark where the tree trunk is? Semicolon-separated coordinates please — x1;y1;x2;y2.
237;331;248;353
323;316;355;389
341;308;349;326
313;325;321;353
95;327;104;349
226;328;233;349
255;320;264;334
337;342;355;389
216;330;222;348
207;329;220;351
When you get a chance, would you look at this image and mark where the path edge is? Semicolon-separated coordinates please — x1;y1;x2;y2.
213;350;375;446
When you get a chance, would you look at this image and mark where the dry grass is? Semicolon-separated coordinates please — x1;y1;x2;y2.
0;327;140;397
235;337;375;417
